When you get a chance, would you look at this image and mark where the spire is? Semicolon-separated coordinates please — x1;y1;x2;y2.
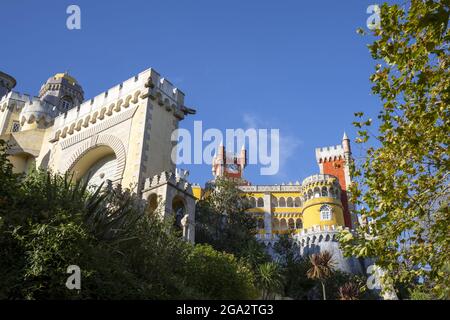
343;132;349;141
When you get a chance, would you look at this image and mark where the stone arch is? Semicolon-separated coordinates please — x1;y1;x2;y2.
64;134;126;184
146;193;158;215
257;197;264;207
295;218;303;229
288;218;295;229
248;196;256;207
272;218;280;231
280;219;287;231
172;195;187;229
287;197;293;207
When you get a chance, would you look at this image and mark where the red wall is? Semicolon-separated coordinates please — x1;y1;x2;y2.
322;159;352;228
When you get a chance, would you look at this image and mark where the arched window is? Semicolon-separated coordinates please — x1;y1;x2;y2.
257;197;264;208
279;197;286;207
294;197;301;207
287;197;293;207
321;186;328;197
61;95;73;111
280;219;287;230
147;193;158;215
172;196;186;229
288;218;295;229
335;187;340;198
271;197;278;207
249;197;256;207
272;218;280;231
258;219;265;229
307;190;313;200
314;187;321;198
295;218;303;229
329;188;336;198
320;205;333;221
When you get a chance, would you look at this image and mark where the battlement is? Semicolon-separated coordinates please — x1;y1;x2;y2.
20;97;57;124
315;144;344;163
53;68;186;130
239;184;303;193
301;174;338;187
0;91;35;112
143;170;193;195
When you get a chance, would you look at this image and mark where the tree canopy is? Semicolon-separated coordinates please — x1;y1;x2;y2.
340;0;449;299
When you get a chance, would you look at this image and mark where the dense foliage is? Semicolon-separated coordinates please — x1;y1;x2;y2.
195;177;269;262
0;141;257;299
340;0;449;299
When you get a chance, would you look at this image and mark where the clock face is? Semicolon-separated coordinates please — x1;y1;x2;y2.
226;163;240;174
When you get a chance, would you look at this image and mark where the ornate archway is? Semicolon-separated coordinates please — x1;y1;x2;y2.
63;134;126;184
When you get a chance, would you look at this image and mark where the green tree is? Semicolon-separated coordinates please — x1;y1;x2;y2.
256;262;284;300
195;177;264;259
306;251;336;300
340;0;449;299
273;234;315;299
184;244;258;299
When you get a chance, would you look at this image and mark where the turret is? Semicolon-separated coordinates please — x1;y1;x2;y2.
0;71;16;99
315;135;353;228
342;132;351;161
39;72;84;113
211;144;248;184
301;174;345;229
19;97;57;130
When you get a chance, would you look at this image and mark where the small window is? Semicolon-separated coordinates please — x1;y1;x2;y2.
287;197;293;207
11;121;20;132
257;197;264;208
288;218;295;229
320;205;333;221
61;96;73;111
249;197;256;208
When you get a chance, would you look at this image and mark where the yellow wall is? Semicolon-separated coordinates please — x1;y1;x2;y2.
302;197;344;229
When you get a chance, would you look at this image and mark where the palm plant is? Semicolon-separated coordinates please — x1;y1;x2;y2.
257;262;284;300
338;282;360;300
25;170;141;243
306;251;335;300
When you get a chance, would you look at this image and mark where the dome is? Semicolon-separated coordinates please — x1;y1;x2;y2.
39;71;84;112
51;72;79;86
0;71;17;99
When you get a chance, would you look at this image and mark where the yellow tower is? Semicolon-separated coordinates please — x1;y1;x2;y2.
300;174;345;229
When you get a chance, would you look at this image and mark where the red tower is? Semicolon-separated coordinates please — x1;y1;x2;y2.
211;143;249;184
315;133;353;228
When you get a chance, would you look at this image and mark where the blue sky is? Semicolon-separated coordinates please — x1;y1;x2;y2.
2;0;392;185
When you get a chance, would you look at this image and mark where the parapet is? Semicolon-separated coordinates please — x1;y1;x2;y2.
50;68;194;142
315;144;344;163
20;96;57;125
0;91;33;112
143;171;193;196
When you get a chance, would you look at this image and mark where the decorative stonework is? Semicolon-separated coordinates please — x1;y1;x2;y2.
64;134;127;183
